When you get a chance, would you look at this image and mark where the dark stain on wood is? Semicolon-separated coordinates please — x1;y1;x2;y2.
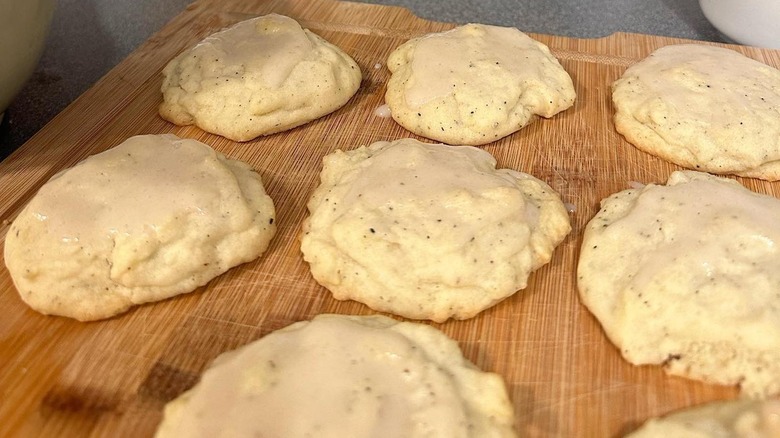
137;362;199;403
40;385;122;417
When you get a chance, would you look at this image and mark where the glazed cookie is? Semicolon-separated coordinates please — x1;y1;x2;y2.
155;314;517;438
385;23;576;146
4;134;276;321
160;14;362;141
612;44;780;180
300;138;571;322
578;171;780;396
627;399;780;438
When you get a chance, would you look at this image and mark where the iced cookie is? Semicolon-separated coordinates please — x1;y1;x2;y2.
155;314;517;438
578;170;780;396
385;23;575;145
160;14;362;141
627;399;780;438
612;44;780;180
4;134;276;321
300;138;571;322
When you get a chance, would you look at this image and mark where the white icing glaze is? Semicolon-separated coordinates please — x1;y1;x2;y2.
161;316;474;437
344;139;515;206
335;140;531;250
625;45;779;128
374;103;392;118
30;134;228;244
629;399;780;437
405;24;549;108
610;172;780;350
759;400;780;436
735;400;780;436
193;14;315;88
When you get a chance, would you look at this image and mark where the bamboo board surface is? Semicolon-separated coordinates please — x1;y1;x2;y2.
2;0;780;436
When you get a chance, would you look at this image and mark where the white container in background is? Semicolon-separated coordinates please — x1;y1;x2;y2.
0;0;56;121
699;0;780;49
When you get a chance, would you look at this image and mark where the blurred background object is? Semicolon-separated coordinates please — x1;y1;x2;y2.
699;0;780;49
0;0;55;123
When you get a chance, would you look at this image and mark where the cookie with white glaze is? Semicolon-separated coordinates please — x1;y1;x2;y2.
385;23;576;146
613;44;780;180
160;14;362;141
578;170;780;396
627;399;780;438
155;314;517;438
4;134;276;321
300;138;571;322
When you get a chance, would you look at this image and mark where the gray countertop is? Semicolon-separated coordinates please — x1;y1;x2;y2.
0;0;726;160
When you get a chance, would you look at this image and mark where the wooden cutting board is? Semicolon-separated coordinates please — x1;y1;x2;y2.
2;0;779;436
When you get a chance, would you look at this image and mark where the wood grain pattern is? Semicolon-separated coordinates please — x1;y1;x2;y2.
1;0;779;436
